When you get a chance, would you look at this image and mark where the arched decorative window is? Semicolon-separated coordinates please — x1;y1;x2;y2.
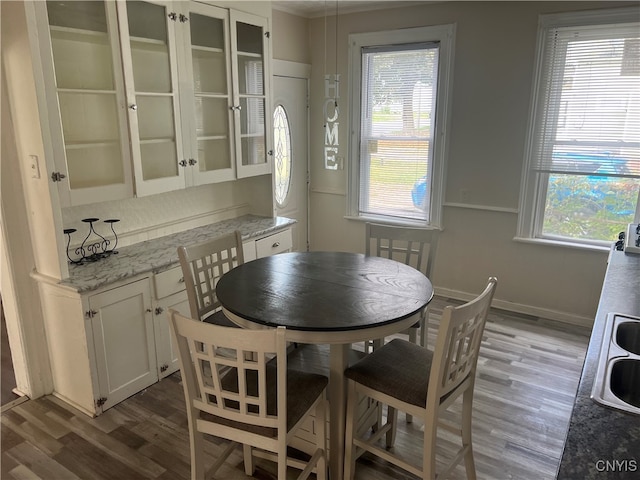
273;105;292;206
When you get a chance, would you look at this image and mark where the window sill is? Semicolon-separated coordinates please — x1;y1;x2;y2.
513;236;611;253
345;215;441;230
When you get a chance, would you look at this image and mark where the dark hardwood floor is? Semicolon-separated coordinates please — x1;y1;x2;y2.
1;296;590;479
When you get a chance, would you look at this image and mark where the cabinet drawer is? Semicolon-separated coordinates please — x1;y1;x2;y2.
154;266;186;299
255;229;292;258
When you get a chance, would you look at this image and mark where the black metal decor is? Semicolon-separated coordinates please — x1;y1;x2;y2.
63;218;120;264
103;219;120;254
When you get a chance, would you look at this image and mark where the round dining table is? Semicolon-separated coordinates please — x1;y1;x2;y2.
216;251;433;480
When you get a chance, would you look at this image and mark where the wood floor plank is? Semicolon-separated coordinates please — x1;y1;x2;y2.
46;409;166;478
5;440;82;480
54;432;148;480
2;451;21;478
12;401;70;439
5;464;43;480
1;410;65;457
0;300;589;480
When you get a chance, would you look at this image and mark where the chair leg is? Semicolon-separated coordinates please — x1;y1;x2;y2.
405;327;421;424
278;448;287;480
344;380;358;480
315;398;328;480
385;406;398;447
422;418;438;480
420;308;430;348
462;388;477;480
408;327;418;344
191;429;206;480
243;444;254;476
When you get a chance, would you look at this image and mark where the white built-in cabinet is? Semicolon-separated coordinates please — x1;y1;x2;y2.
33;0;272;207
37;227;291;416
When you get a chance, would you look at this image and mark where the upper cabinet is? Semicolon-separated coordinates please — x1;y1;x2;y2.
179;2;236;185
230;10;272;178
118;0;186;197
31;0;272;207
39;1;134;206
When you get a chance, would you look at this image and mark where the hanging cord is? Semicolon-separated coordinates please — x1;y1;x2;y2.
323;0;327;82
334;0;339;108
335;1;338;74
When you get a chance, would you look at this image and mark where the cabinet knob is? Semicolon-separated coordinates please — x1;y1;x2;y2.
129;104;137;111
230;105;242;111
179;159;188;167
272;242;281;248
188;158;197;166
155;307;164;315
179;14;189;23
168;12;177;21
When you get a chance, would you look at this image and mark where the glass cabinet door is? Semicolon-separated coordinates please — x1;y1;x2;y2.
181;3;234;184
45;0;132;204
119;0;184;196
231;11;272;177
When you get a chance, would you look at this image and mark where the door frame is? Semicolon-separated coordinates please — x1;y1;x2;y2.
272;60;311;251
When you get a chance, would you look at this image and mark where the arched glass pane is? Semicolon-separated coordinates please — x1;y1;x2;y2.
273;105;292;206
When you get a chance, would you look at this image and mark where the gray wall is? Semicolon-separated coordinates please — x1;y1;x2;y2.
275;1;638;325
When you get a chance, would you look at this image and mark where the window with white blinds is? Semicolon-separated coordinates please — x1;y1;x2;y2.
519;9;640;246
348;25;454;227
531;23;640;176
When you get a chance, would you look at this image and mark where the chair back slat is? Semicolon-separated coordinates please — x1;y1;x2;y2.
430;278;497;401
178;231;244;322
170;311;287;429
365;222;438;277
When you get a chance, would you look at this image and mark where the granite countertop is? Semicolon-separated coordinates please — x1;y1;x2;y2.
60;215;296;293
557;249;640;479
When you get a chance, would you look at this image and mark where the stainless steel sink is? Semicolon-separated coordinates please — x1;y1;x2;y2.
617;321;640;355
591;313;640;415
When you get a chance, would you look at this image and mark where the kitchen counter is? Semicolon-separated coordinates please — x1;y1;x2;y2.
60;215;296;293
556;249;640;479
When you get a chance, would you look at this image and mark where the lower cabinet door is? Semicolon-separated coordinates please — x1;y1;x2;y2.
154;290;190;379
89;278;158;411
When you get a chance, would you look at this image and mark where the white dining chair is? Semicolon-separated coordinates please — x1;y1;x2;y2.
169;309;328;480
177;230;244;328
365;222;439;348
343;277;497;480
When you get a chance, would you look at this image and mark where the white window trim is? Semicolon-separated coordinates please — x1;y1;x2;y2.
346;24;456;229
517;7;640;249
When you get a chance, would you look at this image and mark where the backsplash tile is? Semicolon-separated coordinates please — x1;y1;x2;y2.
62;182;258;249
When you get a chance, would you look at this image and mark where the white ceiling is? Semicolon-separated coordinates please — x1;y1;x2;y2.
271;0;426;18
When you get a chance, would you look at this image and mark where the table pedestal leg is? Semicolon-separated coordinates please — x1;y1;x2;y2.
328;343;350;480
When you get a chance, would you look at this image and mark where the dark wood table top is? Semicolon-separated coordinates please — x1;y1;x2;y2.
216;251;433;333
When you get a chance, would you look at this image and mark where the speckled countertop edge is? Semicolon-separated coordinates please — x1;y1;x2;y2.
556;249;640;479
60;215;296;293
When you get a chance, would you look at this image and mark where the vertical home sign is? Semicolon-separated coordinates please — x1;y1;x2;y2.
324;74;340;170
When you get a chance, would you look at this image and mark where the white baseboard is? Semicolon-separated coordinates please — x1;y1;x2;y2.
434;286;594;329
